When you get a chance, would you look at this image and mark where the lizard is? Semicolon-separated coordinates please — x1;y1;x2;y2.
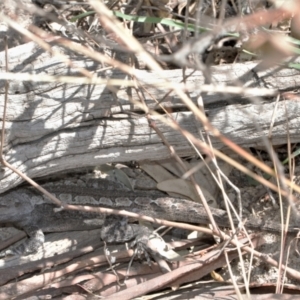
0;180;299;257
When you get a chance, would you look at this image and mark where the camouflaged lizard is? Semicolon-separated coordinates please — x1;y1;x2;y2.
0;182;298;256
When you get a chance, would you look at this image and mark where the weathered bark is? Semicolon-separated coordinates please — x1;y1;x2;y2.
0;41;300;192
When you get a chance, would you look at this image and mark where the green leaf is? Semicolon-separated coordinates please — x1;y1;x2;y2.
70;10;210;33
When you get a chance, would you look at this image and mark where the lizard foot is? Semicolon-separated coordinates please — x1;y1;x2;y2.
100;215;155;264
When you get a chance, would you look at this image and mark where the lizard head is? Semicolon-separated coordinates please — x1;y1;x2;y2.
0;189;35;223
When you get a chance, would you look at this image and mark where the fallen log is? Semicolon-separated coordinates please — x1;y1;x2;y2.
0;41;299;192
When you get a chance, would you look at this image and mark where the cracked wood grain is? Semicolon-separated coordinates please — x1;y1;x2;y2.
0;42;300;192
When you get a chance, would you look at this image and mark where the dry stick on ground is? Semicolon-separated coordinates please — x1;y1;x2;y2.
0;17;296;186
0;248;134;299
59;203;300;282
1;41;251;294
0;232;27;252
0;37;63;207
268;98;291;292
0;42;300;288
145;90;249;294
1;54;268;294
1;70;300;192
0;10;296;217
1;2;300;292
0;47;243;239
0;236;260;299
0;50;232;238
147;114;219;232
0;13;107;79
103;237;261;300
0;27;223;239
0;32;232;281
0;3;298;192
0;238;103;286
0;39;299;192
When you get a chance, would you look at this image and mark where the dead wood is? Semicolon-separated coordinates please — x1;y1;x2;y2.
0;230;103;286
0;42;300;192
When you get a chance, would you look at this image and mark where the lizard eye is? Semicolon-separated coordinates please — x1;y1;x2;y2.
13;202;23;208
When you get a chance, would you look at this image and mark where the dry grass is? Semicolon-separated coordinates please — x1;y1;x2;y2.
0;0;300;298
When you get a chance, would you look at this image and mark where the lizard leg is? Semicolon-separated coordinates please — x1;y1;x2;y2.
100;215;147;243
101;216;173;268
100;215;153;262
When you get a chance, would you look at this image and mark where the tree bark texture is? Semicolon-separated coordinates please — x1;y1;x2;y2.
0;41;299;192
